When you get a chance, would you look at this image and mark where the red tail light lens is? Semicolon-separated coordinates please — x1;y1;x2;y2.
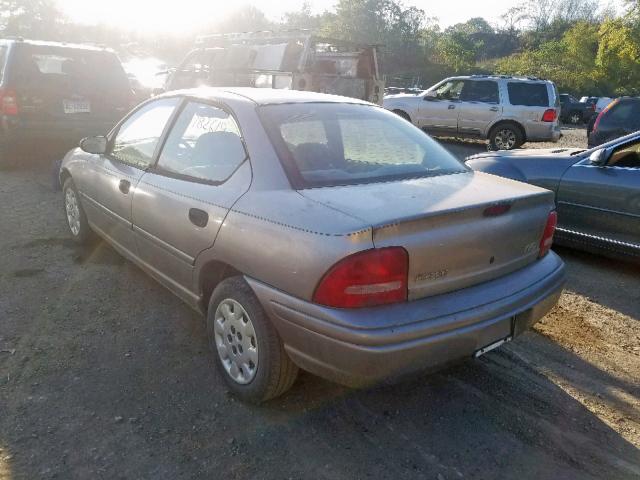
541;109;557;122
0;88;18;116
539;211;557;258
313;247;409;308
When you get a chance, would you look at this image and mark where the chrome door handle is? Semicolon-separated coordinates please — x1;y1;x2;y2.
119;179;131;194
489;107;499;112
448;105;456;110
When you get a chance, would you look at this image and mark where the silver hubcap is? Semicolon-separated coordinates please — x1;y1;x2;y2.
494;129;517;150
214;299;258;385
64;188;81;236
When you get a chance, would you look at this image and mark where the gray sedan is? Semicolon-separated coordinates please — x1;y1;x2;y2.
466;133;640;261
60;88;565;402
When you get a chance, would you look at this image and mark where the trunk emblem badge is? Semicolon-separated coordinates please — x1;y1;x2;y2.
415;269;448;282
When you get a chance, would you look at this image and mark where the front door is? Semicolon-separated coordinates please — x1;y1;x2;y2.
557;138;640;250
87;97;181;254
418;79;464;134
457;80;503;137
132;101;252;294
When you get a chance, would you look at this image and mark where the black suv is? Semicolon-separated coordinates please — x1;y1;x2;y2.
0;38;133;166
588;97;640;147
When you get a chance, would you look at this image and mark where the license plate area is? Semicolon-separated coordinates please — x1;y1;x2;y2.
474;335;512;358
63;100;91;114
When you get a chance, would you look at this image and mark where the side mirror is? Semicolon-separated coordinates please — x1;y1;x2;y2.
588;148;608;166
80;136;108;155
424;90;437;101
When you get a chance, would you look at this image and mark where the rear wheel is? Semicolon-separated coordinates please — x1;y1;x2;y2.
206;276;298;403
569;111;582;125
489;124;523;151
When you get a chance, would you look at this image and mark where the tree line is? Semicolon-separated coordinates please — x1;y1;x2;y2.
2;0;639;96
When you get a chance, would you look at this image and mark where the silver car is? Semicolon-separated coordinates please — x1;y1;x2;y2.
60;88;566;402
383;75;562;150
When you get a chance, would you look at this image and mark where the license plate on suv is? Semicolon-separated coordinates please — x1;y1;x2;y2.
63;100;91;114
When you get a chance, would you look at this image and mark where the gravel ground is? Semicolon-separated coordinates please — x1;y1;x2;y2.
0;127;638;479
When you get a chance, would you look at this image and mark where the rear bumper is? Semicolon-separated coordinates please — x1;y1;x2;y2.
247;252;566;387
1;116;118;147
525;122;561;142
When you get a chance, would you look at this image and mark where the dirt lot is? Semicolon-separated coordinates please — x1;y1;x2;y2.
0;128;638;479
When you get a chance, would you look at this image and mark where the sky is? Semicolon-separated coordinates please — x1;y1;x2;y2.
58;0;522;34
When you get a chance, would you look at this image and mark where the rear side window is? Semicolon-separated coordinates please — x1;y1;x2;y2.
157;102;246;183
603;101;640;129
12;45;129;93
461;81;499;103
507;83;549;107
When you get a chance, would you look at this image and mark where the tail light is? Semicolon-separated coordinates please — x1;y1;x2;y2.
541;109;557;122
0;88;18;116
539;211;557;258
313;247;408;308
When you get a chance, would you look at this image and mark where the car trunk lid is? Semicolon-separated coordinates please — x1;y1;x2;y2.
300;171;554;300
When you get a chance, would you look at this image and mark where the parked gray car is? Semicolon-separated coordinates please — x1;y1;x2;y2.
383;75;561;150
60;88;565;402
466;132;640;261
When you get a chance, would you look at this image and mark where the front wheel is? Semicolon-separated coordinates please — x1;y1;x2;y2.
206;277;298;403
489;124;523;151
62;178;94;244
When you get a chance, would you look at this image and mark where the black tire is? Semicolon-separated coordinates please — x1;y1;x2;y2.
62;178;94;244
489;123;524;151
393;110;411;122
206;276;298;403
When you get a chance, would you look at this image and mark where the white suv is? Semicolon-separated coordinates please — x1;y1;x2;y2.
383;75;561;150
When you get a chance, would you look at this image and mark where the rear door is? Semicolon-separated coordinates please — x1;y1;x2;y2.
132;100;251;292
557;137;640;251
10;44;130;132
505;82;557;134
457;80;502;137
84;97;180;254
418;79;463;134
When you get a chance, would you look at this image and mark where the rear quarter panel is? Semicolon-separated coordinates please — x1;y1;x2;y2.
193;190;374;301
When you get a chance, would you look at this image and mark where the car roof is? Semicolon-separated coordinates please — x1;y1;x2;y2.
163;87;374;106
452;75;552;84
0;38;113;52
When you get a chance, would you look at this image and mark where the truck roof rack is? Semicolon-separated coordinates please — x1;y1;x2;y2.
195;30;379;50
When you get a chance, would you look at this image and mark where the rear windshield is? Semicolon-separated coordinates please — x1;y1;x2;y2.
507;82;550;107
603;100;640;128
12;45;129;93
259;103;467;188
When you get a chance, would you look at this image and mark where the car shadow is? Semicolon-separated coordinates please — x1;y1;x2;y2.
554;246;640;320
2;248;638;479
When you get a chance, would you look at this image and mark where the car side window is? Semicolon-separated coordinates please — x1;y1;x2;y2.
111;98;179;169
608;140;640;169
156;102;247;183
461;80;499;104
434;80;465;101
